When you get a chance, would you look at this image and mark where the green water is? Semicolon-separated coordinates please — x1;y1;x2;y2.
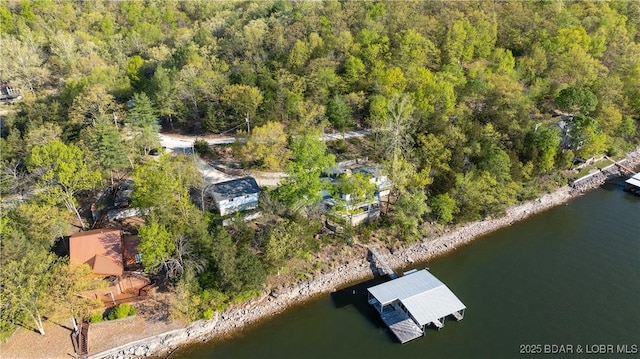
174;183;640;359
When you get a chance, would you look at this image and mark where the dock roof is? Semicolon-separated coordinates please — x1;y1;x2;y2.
401;286;466;326
625;173;640;188
368;269;443;304
368;269;466;326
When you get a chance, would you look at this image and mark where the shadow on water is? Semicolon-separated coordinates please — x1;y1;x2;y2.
330;275;390;332
601;178;625;192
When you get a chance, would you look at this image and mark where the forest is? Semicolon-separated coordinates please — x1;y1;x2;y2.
1;0;639;340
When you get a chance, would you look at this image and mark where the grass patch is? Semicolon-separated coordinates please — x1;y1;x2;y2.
570;158;615;180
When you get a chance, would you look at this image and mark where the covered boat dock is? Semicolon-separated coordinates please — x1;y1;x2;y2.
624;172;640;195
367;269;466;343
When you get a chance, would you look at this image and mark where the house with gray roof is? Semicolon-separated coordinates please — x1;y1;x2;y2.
210;177;261;216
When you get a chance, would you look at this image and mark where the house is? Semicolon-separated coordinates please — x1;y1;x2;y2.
367;269;466;343
324;196;381;226
70;228;151;305
353;165;392;200
320;164;388;226
70;228;124;277
210;177;261;216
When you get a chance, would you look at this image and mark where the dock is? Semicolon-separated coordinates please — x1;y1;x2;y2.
368;248;397;279
367;269;466;344
381;307;424;343
624;172;640;195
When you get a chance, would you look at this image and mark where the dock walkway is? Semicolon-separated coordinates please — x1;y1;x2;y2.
381;308;423;344
604;156;635;175
369;248;397;279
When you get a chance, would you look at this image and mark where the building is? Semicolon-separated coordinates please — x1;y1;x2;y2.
70;228;151;305
320;165;387;226
367;269;466;343
353;165;392;200
210;177;261;216
70;228;124;277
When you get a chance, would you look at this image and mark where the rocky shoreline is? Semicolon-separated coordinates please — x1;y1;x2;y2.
92;147;640;359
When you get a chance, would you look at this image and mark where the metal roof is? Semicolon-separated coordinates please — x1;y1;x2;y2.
70;228;123;276
211;177;261;202
368;269;466;326
368;269;444;304
625;173;640;188
401;286;466;326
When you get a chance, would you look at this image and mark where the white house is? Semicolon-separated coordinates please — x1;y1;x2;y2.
210;177;261;216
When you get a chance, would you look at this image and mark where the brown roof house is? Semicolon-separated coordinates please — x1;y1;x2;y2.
70;228;123;277
70;228;152;305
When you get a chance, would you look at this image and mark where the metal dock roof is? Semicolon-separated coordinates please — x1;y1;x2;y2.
401;286;466;326
367;269;444;304
625;173;640;188
368;269;466;327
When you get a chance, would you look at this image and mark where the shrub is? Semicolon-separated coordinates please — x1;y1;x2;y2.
332;139;348;154
202;308;214;320
107;303;136;320
88;311;103;323
193;138;210;155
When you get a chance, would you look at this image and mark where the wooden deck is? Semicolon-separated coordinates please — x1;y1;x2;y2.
381;308;423;344
369;248;397;279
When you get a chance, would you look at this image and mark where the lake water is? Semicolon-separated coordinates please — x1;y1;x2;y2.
173;182;640;359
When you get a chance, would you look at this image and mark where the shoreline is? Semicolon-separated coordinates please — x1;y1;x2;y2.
93;147;640;359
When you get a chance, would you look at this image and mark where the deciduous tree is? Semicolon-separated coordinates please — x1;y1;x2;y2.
278;130;335;209
555;87;598;115
220;84;263;133
0;250;56;336
326;94;353;134
240;121;289;170
27;140;101;229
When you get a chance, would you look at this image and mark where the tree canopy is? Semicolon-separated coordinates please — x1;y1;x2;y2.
1;0;639;337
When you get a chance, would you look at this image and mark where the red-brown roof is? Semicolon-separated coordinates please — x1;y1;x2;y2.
70;229;123;276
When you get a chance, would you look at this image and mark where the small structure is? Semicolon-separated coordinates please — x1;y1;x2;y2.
624;172;640;195
0;82;21;104
368;269;466;343
114;180;133;208
70;228;123;276
210;177;261;216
